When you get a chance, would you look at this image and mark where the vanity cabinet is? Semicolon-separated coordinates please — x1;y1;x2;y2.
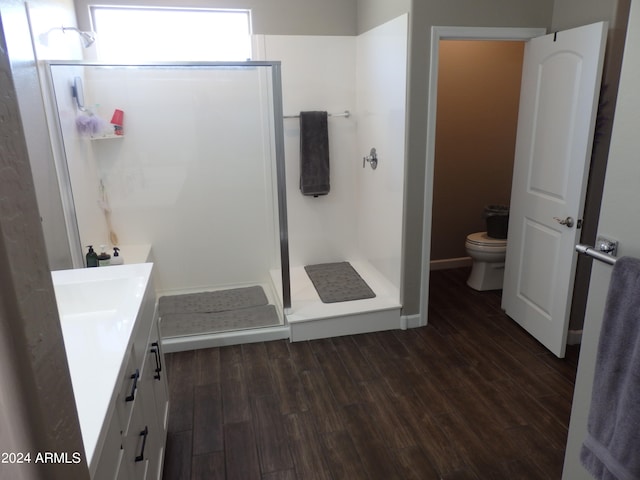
54;263;168;480
92;278;169;480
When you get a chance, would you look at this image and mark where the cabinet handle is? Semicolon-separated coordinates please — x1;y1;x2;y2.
125;369;139;402
135;426;149;462
151;342;162;381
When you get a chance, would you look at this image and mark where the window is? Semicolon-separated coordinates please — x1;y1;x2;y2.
91;7;252;62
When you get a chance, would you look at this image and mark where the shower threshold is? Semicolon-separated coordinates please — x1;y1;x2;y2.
272;260;402;341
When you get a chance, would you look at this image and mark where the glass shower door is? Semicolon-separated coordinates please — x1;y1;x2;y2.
48;61;289;336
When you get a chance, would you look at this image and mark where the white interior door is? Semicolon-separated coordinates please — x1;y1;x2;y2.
502;22;607;358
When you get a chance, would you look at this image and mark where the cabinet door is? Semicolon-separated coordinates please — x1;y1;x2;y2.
141;318;169;480
120;396;150;480
93;412;124;480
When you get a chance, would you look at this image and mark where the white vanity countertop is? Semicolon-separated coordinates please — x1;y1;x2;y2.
52;263;154;466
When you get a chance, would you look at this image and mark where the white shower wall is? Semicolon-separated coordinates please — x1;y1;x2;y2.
356;14;408;293
260;35;360;267
260;13;407;295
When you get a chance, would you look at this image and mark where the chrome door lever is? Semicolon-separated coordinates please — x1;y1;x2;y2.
554;216;574;228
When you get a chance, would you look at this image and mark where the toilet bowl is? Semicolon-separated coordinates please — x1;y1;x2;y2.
465;232;508;291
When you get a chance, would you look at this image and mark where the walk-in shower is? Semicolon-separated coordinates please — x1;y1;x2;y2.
45;15;409;348
47;61;290;348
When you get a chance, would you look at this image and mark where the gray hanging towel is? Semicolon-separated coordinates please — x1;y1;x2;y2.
580;256;640;480
299;111;330;196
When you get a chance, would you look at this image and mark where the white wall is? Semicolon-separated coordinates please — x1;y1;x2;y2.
563;1;640;477
261;35;360;268
355;14;408;291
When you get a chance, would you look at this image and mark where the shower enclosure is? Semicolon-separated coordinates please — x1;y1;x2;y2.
47;61;290;348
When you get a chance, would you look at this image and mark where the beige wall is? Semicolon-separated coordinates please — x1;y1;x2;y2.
74;0;358;35
431;40;523;261
356;0;410;33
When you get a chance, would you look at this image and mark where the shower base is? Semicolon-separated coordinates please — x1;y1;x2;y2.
274;260;402;341
162;261;402;351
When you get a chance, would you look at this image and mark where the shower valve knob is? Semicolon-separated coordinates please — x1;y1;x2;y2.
363;148;378;170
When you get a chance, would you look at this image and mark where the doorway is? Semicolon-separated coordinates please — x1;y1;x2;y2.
420;27;545;326
430;39;524;267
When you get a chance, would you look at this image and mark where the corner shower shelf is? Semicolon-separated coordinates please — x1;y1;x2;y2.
90;134;124;140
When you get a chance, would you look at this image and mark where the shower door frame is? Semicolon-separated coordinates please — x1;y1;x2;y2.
45;60;291;310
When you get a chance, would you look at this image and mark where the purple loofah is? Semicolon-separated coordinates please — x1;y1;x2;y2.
76;114;107;136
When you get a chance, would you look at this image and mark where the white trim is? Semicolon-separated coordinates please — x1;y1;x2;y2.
419;26;547;328
430;257;472;271
433;26;547;40
161;325;290;352
289;308;401;342
402;314;423;329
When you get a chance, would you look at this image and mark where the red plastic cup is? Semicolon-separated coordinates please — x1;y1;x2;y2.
110;109;124;135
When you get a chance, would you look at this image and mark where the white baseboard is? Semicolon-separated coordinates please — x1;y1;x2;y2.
401;314;423;329
430;257;472;271
567;329;583;346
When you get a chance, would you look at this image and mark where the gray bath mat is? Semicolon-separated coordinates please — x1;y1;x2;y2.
304;262;376;303
160;305;280;337
158;285;268;316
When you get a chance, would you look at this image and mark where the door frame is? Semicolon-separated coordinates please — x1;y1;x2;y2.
419;26;546;327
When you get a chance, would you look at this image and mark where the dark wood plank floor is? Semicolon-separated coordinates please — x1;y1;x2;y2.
162;267;579;480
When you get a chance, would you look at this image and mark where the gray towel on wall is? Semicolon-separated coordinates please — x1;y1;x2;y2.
580;256;640;480
299;111;330;196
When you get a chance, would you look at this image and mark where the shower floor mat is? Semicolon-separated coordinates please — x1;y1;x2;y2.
158;285;280;337
304;261;376;303
158;285;268;315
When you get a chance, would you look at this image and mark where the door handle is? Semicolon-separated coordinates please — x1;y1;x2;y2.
554;216;574;228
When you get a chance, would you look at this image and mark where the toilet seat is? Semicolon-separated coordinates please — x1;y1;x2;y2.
466;232;507;249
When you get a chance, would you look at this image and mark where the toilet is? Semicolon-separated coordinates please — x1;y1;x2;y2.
465;232;507;291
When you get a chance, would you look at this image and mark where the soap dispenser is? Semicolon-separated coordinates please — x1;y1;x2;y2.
86;245;98;268
97;245;111;266
111;247;123;265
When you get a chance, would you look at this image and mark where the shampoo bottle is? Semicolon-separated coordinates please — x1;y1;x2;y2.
86;245;98;267
97;245;111;266
111;247;123;265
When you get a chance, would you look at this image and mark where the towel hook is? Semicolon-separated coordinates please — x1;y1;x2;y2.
363;148;378;170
